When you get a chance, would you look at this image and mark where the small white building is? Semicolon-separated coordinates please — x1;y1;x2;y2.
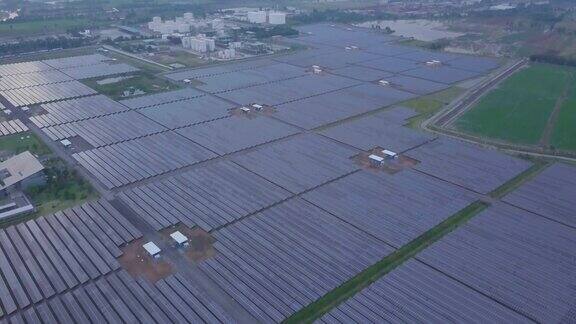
426;60;442;67
240;107;251;113
143;241;161;258
382;150;398;159
60;139;72;147
368;154;385;167
170;231;189;247
378;80;390;86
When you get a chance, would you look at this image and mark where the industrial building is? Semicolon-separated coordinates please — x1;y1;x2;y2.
0;151;45;195
182;34;216;53
247;10;286;24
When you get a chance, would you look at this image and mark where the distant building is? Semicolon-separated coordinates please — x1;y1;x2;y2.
268;12;286;25
182;34;216;53
247;11;267;24
0;151;45;195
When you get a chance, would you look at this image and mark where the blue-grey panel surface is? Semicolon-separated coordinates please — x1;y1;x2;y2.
356;56;420;73
320;107;435;152
199;198;395;322
386;74;450;95
303;170;476;247
118;161;291;230
177;116;299;155
417;203;576;323
138;94;235;129
402;65;479;84
274;83;415;129
194;63;307;93
330;65;393;82
119;88;204;109
217;74;360;106
233;134;359;194
407;138;532;194
318;259;530;323
503;163;576;227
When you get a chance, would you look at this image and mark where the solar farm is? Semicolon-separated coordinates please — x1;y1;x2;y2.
0;23;574;323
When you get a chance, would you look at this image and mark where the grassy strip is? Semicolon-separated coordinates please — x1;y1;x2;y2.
283;201;488;324
489;160;549;199
403;87;465;128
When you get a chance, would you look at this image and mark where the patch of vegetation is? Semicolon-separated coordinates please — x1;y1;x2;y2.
0;18;99;36
0;36;92;57
551;80;576;151
403;87;465;128
456;64;574;144
83;72;180;99
25;158;97;217
0;132;51;157
284;201;488;324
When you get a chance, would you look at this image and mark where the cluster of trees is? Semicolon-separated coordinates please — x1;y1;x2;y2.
531;53;576;67
0;36;92;56
242;25;299;40
26;159;93;203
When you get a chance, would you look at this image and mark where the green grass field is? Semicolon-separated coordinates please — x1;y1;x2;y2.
403;86;465;128
0;132;51;157
456;64;574;145
83;72;180;100
551;81;576;150
0;18;101;36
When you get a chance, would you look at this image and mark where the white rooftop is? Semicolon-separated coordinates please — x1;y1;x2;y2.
382;149;397;157
369;154;384;162
61;139;72;147
0;151;44;190
143;241;161;256
170;231;189;244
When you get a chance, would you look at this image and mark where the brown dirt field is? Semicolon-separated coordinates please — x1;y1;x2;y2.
159;224;216;263
118;238;174;283
352;147;419;174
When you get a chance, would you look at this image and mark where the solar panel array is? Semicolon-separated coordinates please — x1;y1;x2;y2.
4;271;232;324
118;161;291;230
0;70;72;91
0;81;97;107
318;260;528;323
41;111;167;147
73;132;216;189
503;163;576;227
193;62;307;93
198;198;395;322
30;95;130;127
303;170;476;247
0;200;140;316
319;107;435;152
137;95;235;129
416;203;576;323
0;54;138;107
233;135;359;194
177;116;299;155
59;63;139;80
407;138;533;194
119;88;204;109
0;61;52;77
0;119;28;136
274;83;416;130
